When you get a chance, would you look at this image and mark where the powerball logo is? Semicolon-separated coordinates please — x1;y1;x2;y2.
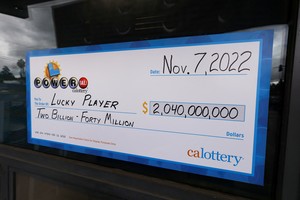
33;60;88;90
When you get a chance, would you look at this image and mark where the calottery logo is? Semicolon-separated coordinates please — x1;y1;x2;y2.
34;60;88;90
187;147;243;167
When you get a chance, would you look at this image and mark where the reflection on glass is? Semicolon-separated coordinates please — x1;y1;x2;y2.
270;25;288;111
0;1;72;145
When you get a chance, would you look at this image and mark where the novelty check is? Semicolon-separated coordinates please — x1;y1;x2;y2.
27;30;273;185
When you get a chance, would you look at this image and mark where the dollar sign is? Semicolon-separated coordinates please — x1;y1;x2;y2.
142;101;148;114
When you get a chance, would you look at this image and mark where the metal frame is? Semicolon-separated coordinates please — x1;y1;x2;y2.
279;0;300;199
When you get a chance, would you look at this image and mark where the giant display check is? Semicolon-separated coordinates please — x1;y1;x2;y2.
27;30;274;185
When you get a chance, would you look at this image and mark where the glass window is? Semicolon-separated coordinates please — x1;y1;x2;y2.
0;0;291;199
